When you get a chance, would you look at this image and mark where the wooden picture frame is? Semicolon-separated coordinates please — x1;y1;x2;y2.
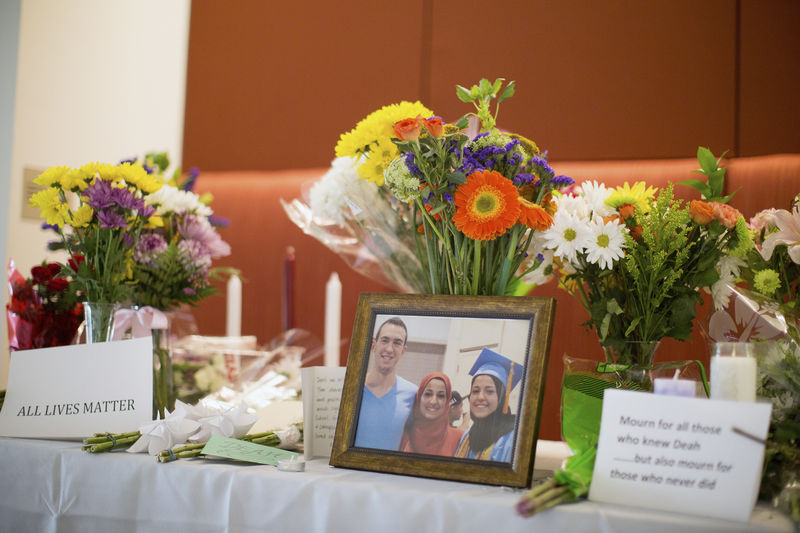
330;293;556;488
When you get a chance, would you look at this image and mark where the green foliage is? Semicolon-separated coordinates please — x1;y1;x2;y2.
455;77;515;132
130;243;217;310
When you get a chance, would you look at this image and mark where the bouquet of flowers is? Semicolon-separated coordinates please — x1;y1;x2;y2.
536;147;749;367
517;148;749;518
705;192;800;521
127;152;232;311
285;78;573;296
30;161;163;305
6;260;83;351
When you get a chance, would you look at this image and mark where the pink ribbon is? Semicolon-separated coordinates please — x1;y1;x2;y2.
113;306;169;341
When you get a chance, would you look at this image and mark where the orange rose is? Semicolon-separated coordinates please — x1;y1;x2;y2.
689;200;714;225
629;225;643;240
393;117;422;141
423;117;444;138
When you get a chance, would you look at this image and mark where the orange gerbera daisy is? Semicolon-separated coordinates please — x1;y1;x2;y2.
453;170;520;240
518;197;553;230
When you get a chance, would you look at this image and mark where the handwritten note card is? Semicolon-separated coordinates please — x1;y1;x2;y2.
202;434;298;465
589;389;772;522
0;338;153;439
301;366;346;459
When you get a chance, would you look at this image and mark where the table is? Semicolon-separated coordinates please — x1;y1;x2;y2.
0;437;792;533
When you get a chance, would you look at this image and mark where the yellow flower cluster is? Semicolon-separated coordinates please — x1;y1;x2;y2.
29;161;162;229
335;101;433;185
34;161;162;194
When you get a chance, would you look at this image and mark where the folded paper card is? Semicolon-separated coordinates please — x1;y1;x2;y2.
0;338;153;439
301;366;346;459
589;389;771;522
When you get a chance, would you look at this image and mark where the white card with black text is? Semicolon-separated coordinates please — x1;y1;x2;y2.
0;338;153;439
589;389;771;522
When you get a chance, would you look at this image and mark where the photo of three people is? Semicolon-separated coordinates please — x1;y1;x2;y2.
354;315;529;463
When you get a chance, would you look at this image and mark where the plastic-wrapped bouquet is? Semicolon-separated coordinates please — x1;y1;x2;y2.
6;260;83;351
285;78;573;296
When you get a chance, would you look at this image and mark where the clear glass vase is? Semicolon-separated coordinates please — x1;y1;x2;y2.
83;302;119;343
601;340;662;389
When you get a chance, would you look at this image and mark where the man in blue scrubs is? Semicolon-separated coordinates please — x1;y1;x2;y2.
354;317;416;450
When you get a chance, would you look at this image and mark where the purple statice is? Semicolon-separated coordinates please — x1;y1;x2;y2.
178;215;231;259
208;214;230;228
181;168;200;192
96;209;128;229
402;152;422;178
530;155;555;180
443;192;454;204
551;174;575;188
134;233;168;265
513;173;537;186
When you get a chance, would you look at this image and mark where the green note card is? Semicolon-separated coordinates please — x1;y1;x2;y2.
201;434;298;465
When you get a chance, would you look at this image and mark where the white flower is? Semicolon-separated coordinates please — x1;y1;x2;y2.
760;205;800;263
584;217;626;270
146;185;212;217
577;180;615;218
710;255;747;310
553;193;591;219
520;232;554;286
310;156;380;226
542;211;591;263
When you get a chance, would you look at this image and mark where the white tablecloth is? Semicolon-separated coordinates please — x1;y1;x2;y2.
0;437;792;533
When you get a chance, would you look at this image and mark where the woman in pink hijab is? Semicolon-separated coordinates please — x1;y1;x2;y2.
398;372;463;456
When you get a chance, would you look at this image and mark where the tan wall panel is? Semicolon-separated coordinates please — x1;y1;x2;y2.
183;0;425;171
739;0;800;156
427;0;737;161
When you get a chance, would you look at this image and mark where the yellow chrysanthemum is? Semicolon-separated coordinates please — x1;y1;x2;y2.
146;215;164;229
70;204;94;227
59;168;91;191
34;166;70;187
335;101;433;160
118;162;162;194
30;188;69;227
606;181;657;214
356;136;398;185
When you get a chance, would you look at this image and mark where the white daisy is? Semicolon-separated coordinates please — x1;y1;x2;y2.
542;210;591;263
578;180;615;218
584;217;626;270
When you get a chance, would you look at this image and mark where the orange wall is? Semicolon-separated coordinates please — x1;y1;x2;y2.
183;0;799;171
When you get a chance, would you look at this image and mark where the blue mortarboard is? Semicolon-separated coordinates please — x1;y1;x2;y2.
468;348;523;393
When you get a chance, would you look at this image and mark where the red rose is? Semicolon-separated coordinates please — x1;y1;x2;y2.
46;278;69;292
393;117;422;141
47;263;62;276
423;117;444;138
31;265;54;284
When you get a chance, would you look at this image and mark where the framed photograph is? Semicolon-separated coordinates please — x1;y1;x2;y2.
330;293;556;488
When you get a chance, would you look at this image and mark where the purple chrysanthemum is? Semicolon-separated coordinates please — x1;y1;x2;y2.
96;209;128;229
85;180;116;210
178;215;231;259
134;233;168;265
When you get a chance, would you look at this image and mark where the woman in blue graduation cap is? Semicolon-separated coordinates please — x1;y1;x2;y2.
454;348;522;462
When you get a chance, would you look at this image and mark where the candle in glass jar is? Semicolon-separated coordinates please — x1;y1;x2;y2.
654;371;696;397
710;342;757;402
